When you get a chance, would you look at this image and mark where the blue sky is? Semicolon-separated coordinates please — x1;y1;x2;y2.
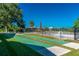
19;3;79;28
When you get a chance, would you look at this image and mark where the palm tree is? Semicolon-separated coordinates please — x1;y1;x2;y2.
29;20;34;28
29;20;34;32
40;21;42;31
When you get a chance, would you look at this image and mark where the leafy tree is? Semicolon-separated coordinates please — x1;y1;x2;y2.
29;20;34;28
44;27;49;31
73;17;79;40
29;20;34;32
0;3;25;32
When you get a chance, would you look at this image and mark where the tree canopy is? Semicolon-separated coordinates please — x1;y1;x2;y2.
74;17;79;28
29;20;34;28
0;3;25;32
73;17;79;40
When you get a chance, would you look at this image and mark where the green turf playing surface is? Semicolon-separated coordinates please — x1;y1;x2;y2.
14;36;51;47
19;34;67;44
1;33;79;56
26;35;67;44
14;34;68;49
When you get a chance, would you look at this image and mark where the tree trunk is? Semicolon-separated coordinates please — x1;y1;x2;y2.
5;26;8;32
14;30;16;33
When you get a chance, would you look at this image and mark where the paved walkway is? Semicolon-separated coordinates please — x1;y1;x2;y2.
47;46;71;56
63;42;79;49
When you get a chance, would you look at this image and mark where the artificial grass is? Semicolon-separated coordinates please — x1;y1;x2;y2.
14;35;79;56
1;33;79;56
8;41;42;56
27;35;67;44
23;33;79;56
0;34;42;56
14;36;51;47
20;34;67;45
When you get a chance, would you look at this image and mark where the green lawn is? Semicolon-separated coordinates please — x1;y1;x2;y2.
22;34;79;56
0;34;42;56
1;33;79;56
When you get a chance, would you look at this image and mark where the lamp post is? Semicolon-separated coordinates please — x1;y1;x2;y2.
59;28;62;40
49;27;53;36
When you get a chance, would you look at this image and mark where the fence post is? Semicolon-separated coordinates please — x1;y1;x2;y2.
74;28;77;40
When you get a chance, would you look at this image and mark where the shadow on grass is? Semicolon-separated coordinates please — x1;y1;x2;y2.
0;33;56;56
26;44;56;56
